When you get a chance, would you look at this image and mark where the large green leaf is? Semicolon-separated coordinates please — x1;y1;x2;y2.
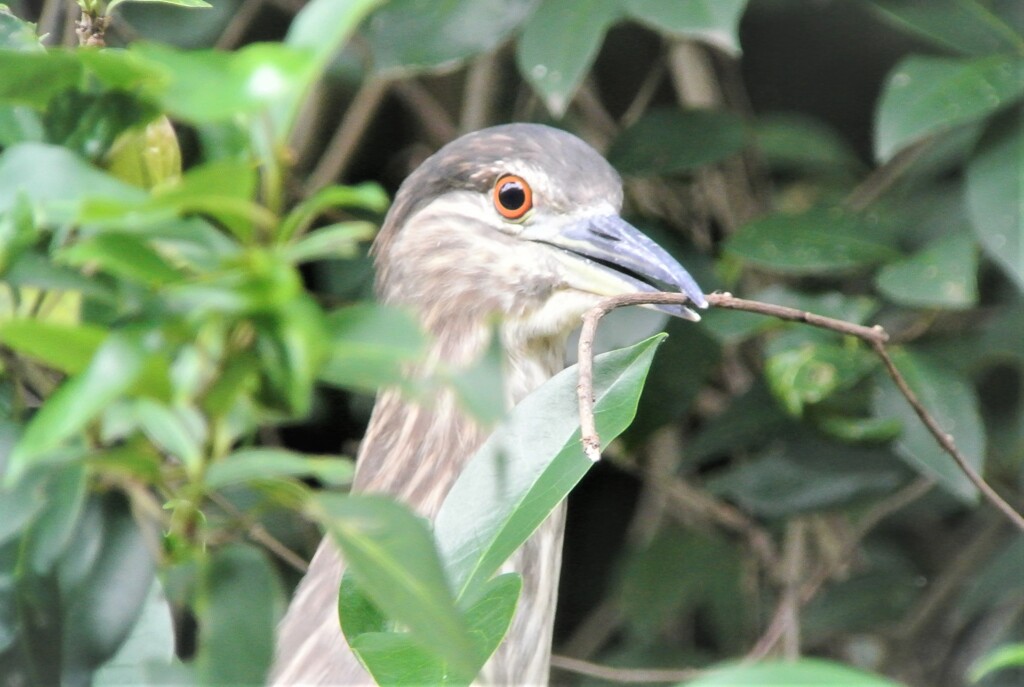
344;573;522;686
623;0;749;55
92;580;176;686
195;544;283;686
0;143;143;223
875;230;978;308
875;55;1024;161
965;111;1024;293
608;108;748;176
363;0;536;75
313;494;481;679
872;348;985;501
682;657;902;686
869;0;1024;56
435;334;665;602
765;339;877;415
727;207;898;275
61;494;157;684
516;0;621;117
0;51;83;108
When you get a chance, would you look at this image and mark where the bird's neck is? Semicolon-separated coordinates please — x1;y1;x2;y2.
351;314;567;517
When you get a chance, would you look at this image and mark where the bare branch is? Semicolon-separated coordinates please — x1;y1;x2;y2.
576;291;1024;532
551;654;702;684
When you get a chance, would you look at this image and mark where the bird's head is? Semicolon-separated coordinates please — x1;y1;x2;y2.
372;123;706;348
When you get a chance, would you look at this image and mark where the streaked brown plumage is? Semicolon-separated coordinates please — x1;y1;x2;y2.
271;124;705;685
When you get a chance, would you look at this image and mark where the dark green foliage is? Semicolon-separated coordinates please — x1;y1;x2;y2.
0;0;1022;686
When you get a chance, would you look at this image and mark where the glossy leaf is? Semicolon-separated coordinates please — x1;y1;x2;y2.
363;0;536;75
92;580;176;686
875;230;978;308
965;111;1024;292
313;494;481;678
195;544;283;686
969;643;1024;682
25;464;87;574
869;0;1024;56
727;208;898;274
623;0;749;55
286;0;382;57
516;0;621;117
609;109;748;176
682;658;902;686
6;333;145;486
205;448;354;490
872;348;985;501
875;55;1024;161
0;7;41;50
61;494;158;683
435;334;665;602
0;51;83;108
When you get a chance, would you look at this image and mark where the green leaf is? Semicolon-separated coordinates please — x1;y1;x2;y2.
61;233;186;287
25;464;87;574
92;579;176;686
0;7;42;51
132;399;204;478
623;0;749;55
0;106;43;146
516;0;621;117
765;341;877;415
313;494;481;678
875;55;1024;162
0;320;106;375
707;438;907;518
205;448;354;490
727;207;898;274
131;42;318;129
872;348;986;501
608;108;748;176
682;657;902;686
435;334;665;602
343;573;522;687
286;0;382;57
753;113;864;175
195;544;283;686
970;643;1024;682
107;0;211;13
0;51;83;108
965;111;1024;293
363;0;536;75
319;303;429;393
61;493;158;683
875;230;978;308
278;182;388;243
43;89;155;162
6;332;145;486
869;0;1024;56
0;143;144;224
282;222;376;263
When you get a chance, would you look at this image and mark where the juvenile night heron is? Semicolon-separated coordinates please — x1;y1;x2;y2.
272;123;706;685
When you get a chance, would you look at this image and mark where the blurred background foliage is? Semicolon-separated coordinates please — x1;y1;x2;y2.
0;0;1022;685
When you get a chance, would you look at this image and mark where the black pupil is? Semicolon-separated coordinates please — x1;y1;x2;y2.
498;181;526;210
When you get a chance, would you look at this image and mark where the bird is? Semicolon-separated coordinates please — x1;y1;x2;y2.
270;123;706;685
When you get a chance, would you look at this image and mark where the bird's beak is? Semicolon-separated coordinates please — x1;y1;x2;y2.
524;214;708;321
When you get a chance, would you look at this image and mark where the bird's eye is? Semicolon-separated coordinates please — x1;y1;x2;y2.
493;175;532;220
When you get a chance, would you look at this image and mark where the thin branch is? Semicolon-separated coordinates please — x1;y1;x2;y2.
576;291;1024;532
304;77;390;194
391;79;458;147
209;492;309;573
460;50;499;133
550;654;702;684
871;342;1024;530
